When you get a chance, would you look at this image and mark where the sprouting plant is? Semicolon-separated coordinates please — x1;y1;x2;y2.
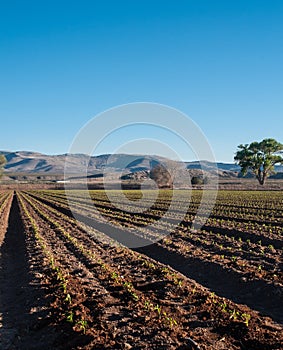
50;257;55;269
144;301;153;311
163;238;171;245
241;313;251;327
211;293;219;306
177;279;183;288
131;292;139;301
164;315;178;328
60;280;68;294
56;271;63;281
64;293;72;304
161;267;170;275
154;304;161;316
76;319;88;334
221;302;227;312
123;281;133;291
142;260;155;269
229;309;240;321
66;310;74;323
111;271;119;282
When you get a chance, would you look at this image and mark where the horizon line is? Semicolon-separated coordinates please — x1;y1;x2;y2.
0;149;237;164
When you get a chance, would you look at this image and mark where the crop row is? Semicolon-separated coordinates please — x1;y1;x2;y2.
18;192;197;345
17;192;91;334
27;190;282;286
40;189;283;224
35;190;283;240
16;191;282;348
0;190;14;243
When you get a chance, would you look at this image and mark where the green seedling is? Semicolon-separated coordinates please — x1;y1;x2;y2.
64;293;72;304
50;257;55;269
154;304;161;316
144;301;154;311
161;267;170;275
111;272;119;282
76;319;88;334
165;316;177;328
59;280;68;294
66;310;74;323
241;313;251;327
131;292;139;301
229;309;240;321
221;302;227;312
142;260;155;269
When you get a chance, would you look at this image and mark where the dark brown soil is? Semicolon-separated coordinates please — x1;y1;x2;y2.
28;191;283;323
0;194;69;349
0;190;282;349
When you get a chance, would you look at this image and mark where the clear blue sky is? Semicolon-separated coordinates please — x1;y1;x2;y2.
0;0;282;162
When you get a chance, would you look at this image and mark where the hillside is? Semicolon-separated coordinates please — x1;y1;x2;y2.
1;150;282;179
1;151;171;174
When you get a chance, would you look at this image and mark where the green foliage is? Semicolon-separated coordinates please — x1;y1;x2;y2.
76;319;88;334
234;138;283;185
66;310;74;323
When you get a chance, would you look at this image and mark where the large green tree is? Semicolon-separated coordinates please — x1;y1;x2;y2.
0;154;6;178
234;138;283;185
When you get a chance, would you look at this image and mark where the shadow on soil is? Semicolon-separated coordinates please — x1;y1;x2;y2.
0;194;32;349
134;243;283;324
0;194;89;350
30;193;283;325
0;194;95;350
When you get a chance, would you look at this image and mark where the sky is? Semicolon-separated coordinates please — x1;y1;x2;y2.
0;0;282;162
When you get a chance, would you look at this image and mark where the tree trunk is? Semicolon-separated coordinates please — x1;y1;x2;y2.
256;170;266;185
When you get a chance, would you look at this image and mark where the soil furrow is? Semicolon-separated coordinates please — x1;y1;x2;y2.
0;194;57;350
28;191;283;324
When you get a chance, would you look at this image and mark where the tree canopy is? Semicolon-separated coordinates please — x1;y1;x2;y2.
234;138;283;185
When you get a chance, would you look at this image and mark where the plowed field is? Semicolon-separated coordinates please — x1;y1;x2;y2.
0;190;282;349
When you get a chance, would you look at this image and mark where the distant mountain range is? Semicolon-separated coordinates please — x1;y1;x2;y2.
1;151;282;177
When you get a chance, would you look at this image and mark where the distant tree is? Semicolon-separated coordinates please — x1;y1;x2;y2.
150;163;173;189
234;138;283;185
191;175;209;185
0;155;6;178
